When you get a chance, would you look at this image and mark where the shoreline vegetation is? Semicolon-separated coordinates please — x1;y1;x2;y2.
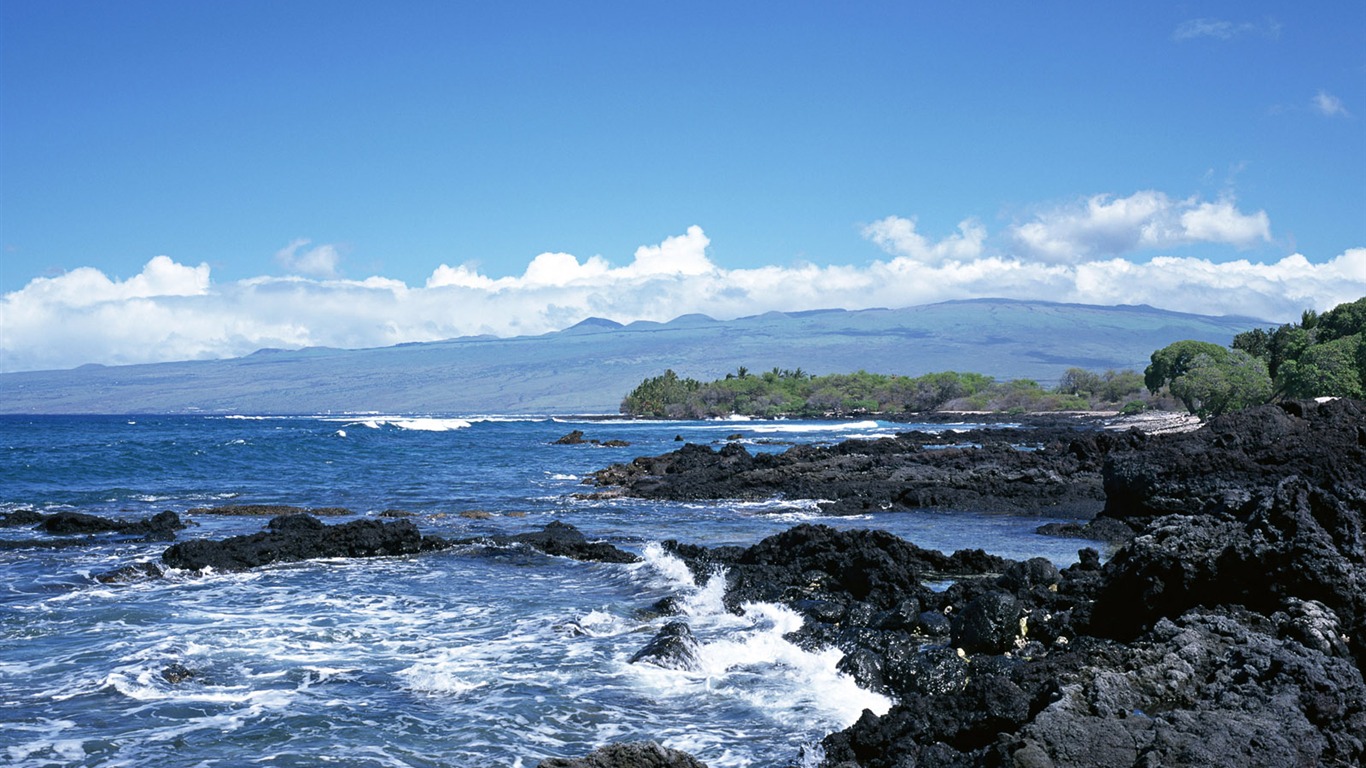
620;367;1158;420
620;297;1366;421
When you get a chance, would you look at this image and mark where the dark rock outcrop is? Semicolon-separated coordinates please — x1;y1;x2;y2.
537;741;708;768
12;510;187;540
629;621;702;671
94;561;164;583
554;430;589;444
821;605;1366;767
162;514;438;572
810;401;1366;766
554;430;631;448
0;509;45;527
587;424;1130;517
625;399;1366;766
158;516;638;574
1098;398;1366;531
486;521;641;564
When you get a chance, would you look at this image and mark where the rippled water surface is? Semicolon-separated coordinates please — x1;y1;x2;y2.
1;415;1089;766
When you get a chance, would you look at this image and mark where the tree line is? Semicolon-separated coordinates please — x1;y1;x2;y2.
1144;296;1365;417
619;296;1364;420
619;366;1149;419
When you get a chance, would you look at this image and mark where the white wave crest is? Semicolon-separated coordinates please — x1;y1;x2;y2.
747;420;881;434
639;542;698;590
397;662;487;695
347;417;473;431
625;599;891;732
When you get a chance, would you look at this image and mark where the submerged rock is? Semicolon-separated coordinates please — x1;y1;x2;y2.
553;430;631;448
94;561;164;584
160;662;196;684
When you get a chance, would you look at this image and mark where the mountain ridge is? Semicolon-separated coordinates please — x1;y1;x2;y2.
0;299;1266;414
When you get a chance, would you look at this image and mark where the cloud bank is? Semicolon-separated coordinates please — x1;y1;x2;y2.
4;193;1363;372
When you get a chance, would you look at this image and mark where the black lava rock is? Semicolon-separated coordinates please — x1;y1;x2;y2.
629;621;702;671
537;741;709;768
162;515;430;572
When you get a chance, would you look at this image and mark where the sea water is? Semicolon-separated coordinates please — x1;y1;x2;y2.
0;415;1091;767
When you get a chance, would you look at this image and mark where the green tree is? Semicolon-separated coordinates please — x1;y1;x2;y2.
1058;368;1102;396
1265;324;1312;381
1314;297;1366;343
1098;370;1144;403
1168;350;1272;418
620;369;703;417
1277;334;1363;398
1232;327;1271;360
1145;340;1230;394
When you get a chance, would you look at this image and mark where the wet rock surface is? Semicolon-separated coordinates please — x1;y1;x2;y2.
586;421;1135;517
640;400;1366;766
95;561;165;583
157;516;638;573
43;510;186;539
629;621;702;671
536;741;709;768
554;430;632;448
162;514;439;572
477;520;641;564
0;509;186;544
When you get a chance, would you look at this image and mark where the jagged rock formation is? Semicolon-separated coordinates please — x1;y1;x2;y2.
628;621;702;671
646;400;1366;766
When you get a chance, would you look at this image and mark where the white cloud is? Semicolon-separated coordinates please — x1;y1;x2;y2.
1313;90;1349;118
276;238;342;277
862;216;986;265
5;255;210;309
1008;191;1271;262
2;213;1362;373
625;225;714;276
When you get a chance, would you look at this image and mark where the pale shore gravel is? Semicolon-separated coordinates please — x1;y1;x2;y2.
1100;410;1204;434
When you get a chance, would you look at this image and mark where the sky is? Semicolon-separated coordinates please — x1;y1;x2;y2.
2;1;1364;372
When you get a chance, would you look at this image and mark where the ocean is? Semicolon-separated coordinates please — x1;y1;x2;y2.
1;414;1092;767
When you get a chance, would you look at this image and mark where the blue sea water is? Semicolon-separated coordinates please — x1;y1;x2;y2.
1;415;1093;767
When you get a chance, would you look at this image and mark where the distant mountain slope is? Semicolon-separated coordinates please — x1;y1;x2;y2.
0;300;1265;414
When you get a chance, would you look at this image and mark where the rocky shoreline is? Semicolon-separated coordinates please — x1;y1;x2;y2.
582;398;1366;766
583;418;1128;519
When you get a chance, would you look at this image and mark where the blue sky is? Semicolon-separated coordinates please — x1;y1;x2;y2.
2;1;1363;371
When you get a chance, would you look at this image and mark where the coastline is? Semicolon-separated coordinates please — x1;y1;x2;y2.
567;398;1366;766
5;402;1360;766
